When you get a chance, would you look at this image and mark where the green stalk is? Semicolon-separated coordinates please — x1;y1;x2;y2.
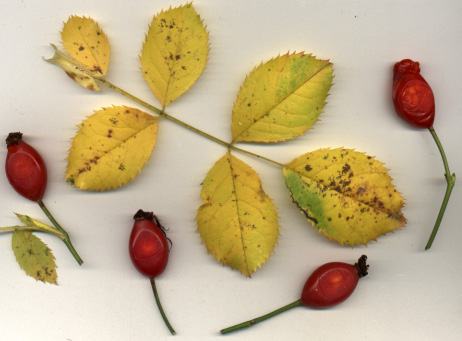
97;79;286;169
230;145;286;168
220;300;302;334
98;79;230;149
0;225;65;239
37;199;84;265
425;127;456;250
150;277;176;335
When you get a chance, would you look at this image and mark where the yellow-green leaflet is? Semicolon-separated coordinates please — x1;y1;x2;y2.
197;152;279;277
231;52;333;143
140;3;209;108
284;148;406;246
66;106;158;191
12;231;57;284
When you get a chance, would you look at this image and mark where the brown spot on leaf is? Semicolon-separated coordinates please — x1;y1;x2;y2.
92;66;102;73
342;163;351;174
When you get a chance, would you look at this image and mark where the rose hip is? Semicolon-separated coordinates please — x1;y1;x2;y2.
5;132;47;201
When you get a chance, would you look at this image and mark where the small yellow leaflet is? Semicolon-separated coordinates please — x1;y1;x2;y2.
61;16;110;76
12;231;57;285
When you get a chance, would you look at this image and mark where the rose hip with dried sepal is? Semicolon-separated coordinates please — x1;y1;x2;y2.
220;255;369;334
129;209;176;335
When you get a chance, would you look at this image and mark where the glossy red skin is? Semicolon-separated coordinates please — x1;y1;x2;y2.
300;262;359;309
392;59;435;129
129;218;169;278
5;139;47;201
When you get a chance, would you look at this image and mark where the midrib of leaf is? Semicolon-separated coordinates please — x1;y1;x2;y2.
160;10;188;110
227;155;251;276
284;164;404;221
231;61;332;144
71;120;156;177
75;26;103;75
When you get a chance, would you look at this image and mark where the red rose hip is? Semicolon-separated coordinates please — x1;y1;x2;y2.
5;132;47;201
129;210;169;278
392;59;435;129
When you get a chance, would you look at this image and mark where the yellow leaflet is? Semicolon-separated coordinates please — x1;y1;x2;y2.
284;148;406;246
140;3;209;108
196;152;279;277
12;231;57;285
66;106;158;191
231;52;333;143
61;16;110;76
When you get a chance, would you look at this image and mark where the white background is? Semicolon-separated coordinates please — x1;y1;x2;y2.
1;0;461;340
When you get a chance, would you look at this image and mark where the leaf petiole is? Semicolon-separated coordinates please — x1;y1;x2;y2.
425;127;456;250
37;199;84;265
0;225;64;239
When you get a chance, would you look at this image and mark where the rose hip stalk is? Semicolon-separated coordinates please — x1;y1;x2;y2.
220;255;369;335
129;209;175;335
5;132;83;265
392;59;456;250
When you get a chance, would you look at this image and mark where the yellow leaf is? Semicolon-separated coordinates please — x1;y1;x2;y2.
45;44;101;91
66;106;158;191
284;148;406;246
12;231;57;284
196;152;279;277
140;3;209;108
61;15;110;76
231;52;333;143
